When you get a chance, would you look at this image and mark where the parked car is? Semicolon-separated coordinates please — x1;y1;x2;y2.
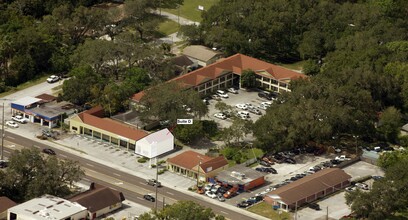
205;191;217;199
202;98;210;105
355;183;369;190
143;194;155;202
248;108;262;115
42;129;53;137
258;91;277;100
335;155;351;161
345;187;355;192
214;113;227;120
204;183;214;191
330;159;341;165
0;160;8;168
216;90;229;98
6;121;19;128
211;185;221;194
211;94;221;100
146;179;161;187
258;104;268;110
217;195;226;202
259;160;271;167
235;104;248;110
308;203;321;211
11;115;29;124
227;87;238;94
284;158;296;164
261;101;272;106
42;148;56;155
237;201;251;208
372;175;384;181
47;75;60;83
237;111;250;117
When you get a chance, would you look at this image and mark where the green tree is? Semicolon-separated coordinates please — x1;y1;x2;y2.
139;200;224;220
377;107;402;143
240;69;257;89
0;148;84;202
220;117;252;146
140;82;208;123
174;121;204;144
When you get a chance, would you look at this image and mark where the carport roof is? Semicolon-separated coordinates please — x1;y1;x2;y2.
266;168;351;205
12;96;42;107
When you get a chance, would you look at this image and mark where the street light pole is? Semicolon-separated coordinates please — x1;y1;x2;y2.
155;156;159;210
1;102;4;161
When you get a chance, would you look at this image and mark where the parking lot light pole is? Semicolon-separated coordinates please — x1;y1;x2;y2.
155;156;159;210
1;102;4;161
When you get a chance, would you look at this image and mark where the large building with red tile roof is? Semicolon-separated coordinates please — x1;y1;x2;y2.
132;53;306;102
167;150;229;182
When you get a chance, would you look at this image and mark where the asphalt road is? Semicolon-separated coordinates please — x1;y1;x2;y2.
1;131;259;220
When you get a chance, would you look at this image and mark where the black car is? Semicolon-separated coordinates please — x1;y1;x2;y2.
0;160;8;168
372;175;384;181
259;160;271;167
256;167;267;172
330;159;341;165
266;167;277;174
290;176;298;181
42;148;56;155
143;194;155;202
237;201;251;208
308;203;321;211
284;158;296;164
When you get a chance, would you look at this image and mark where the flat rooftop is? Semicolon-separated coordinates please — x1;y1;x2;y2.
8;194;86;220
216;164;265;185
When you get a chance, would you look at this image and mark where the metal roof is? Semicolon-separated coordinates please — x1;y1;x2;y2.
12;97;42;107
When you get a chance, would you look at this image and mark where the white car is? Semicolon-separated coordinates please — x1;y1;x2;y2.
216;90;229;98
235;104;248;110
238;111;250;117
248;108;262;115
261;101;272;106
258;104;268;110
355;183;369;190
335;155;351;161
214;113;227;120
245;103;255;109
6;121;19;128
205;191;217;199
11;115;29;124
46;75;59;83
227;87;238;94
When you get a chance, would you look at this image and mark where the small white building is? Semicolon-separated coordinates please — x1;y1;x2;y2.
135;128;174;159
7;194;87;220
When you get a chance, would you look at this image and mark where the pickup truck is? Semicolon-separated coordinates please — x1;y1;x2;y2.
11;115;29;124
335;155;351;161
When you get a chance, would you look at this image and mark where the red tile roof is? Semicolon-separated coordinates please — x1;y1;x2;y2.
167;150;228;173
132;53;306;102
78;107;148;141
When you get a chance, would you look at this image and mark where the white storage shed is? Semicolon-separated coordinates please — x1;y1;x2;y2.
135;128;174;159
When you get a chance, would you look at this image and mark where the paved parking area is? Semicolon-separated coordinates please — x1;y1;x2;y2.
205;89;272;128
343;161;384;180
296;192;350;220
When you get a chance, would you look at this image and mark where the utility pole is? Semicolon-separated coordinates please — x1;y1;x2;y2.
196;156;202;187
326;206;329;220
1;102;4;161
155;156;159;210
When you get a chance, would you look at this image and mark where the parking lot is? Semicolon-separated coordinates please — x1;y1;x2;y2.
205;89;272;128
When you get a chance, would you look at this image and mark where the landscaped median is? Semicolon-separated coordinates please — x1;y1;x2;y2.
247;202;292;220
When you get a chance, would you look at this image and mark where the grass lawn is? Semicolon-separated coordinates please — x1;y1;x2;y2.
220;147;264;167
248;202;292;220
0;75;49;98
163;0;220;22
278;60;306;72
159;19;180;35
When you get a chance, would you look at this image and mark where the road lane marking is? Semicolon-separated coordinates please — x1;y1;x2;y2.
113;173;121;177
33;145;40;148
137;197;144;201
86;163;94;167
60;154;67;158
7;136;15;140
220;211;229;215
166;192;174;195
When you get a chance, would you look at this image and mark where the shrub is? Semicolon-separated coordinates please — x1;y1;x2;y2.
222;147;236;160
151;164;157;168
138;157;148;163
202;120;218;137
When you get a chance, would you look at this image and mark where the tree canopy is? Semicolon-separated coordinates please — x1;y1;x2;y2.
138;200;225;220
0;148;84;202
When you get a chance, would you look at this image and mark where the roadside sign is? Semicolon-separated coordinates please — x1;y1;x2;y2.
177;119;193;125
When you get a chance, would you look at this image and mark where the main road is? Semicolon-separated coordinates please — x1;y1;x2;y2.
1;130;261;220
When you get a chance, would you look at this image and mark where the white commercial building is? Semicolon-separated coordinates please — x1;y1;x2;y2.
7;195;87;220
135;128;174;159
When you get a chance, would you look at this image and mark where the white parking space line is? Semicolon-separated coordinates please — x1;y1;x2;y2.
220;211;229;215
33;145;40;148
7;136;15;140
59;154;67;158
166;192;174;196
86;163;94;167
137;197;144;201
4;150;10;154
113;173;121;177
